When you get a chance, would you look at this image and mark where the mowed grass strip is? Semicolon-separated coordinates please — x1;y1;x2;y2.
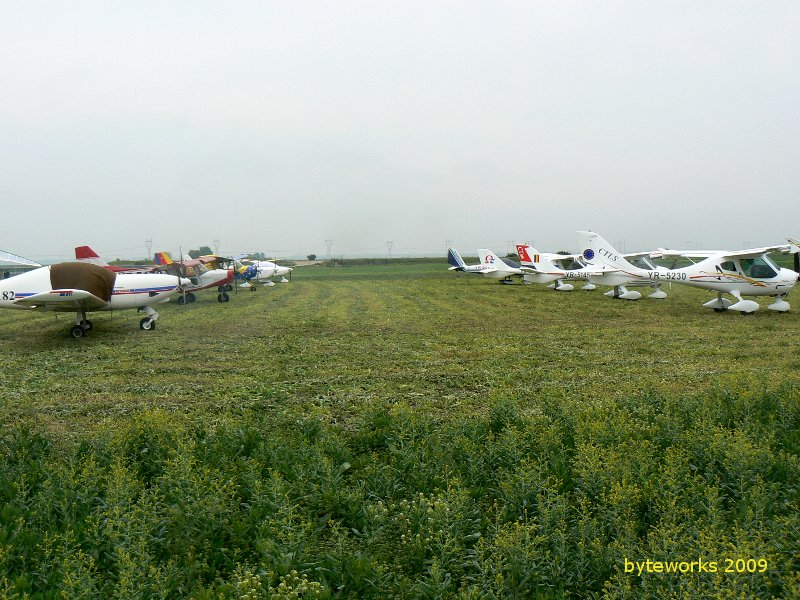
1;262;799;431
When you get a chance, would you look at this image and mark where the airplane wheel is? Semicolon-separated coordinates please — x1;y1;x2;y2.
178;295;187;305
188;293;197;303
70;325;85;339
225;284;233;292
222;292;230;302
217;293;224;302
81;319;93;330
713;308;726;313
250;286;257;291
139;318;156;331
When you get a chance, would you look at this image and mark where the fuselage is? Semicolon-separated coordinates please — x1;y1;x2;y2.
186;268;234;291
589;250;796;297
0;266;184;311
240;261;292;282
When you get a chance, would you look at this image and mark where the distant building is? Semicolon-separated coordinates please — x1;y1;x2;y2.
1;250;41;279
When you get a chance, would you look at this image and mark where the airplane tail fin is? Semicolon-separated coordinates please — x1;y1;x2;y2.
790;238;800;273
477;249;509;270
447;248;466;270
74;246;108;266
577;231;637;270
154;252;174;266
515;244;542;266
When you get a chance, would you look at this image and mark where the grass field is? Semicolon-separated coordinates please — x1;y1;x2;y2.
1;262;799;598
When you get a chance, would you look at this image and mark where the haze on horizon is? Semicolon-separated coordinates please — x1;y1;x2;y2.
1;1;798;262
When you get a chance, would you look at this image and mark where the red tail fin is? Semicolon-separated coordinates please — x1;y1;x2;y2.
75;246;100;260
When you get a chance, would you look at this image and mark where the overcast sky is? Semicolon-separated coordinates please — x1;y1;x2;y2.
1;1;798;260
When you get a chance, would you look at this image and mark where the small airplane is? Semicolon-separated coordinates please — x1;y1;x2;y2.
0;261;189;337
236;258;293;288
577;231;799;313
515;243;671;298
515;244;598;291
152;252;234;303
447;248;527;283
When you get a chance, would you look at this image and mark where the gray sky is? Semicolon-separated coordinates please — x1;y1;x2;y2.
2;1;798;260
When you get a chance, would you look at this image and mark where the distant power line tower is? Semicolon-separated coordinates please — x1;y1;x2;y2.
145;238;152;261
386;240;394;259
212;239;220;254
325;239;333;259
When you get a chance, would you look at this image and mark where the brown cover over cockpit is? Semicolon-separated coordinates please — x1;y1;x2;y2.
49;263;116;302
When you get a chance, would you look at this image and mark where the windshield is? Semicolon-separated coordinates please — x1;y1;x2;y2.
628;256;655;269
739;257;777;279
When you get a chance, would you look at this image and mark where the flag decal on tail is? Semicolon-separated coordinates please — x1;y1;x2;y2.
583;249;595;260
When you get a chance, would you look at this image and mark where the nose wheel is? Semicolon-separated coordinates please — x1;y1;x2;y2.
139;317;156;330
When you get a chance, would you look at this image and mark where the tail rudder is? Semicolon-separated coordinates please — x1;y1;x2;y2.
477;249;508;270
154;252;174;266
447;248;466;270
515;243;543;265
577;231;636;270
74;246;108;266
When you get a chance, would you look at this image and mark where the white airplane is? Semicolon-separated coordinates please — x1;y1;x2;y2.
152;252;234;303
515;244;598;291
75;246;235;303
515;243;670;298
577;231;799;313
0;261;190;337
237;259;293;288
447;248;527;282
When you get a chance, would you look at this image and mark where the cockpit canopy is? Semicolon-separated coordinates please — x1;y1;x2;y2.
740;256;778;279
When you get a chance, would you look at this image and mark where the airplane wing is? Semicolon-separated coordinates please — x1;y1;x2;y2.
651;249;720;259
653;245;790;260
14;289;109;311
716;245;791;260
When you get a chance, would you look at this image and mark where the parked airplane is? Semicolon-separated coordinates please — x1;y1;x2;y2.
577;231;798;313
515;244;597;291
515;243;671;298
153;252;234;303
236;259;293;288
0;262;189;337
448;248;527;282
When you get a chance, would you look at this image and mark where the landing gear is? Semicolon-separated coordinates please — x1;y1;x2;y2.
225;284;233;292
177;292;197;305
137;305;159;331
70;312;92;339
217;292;230;302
